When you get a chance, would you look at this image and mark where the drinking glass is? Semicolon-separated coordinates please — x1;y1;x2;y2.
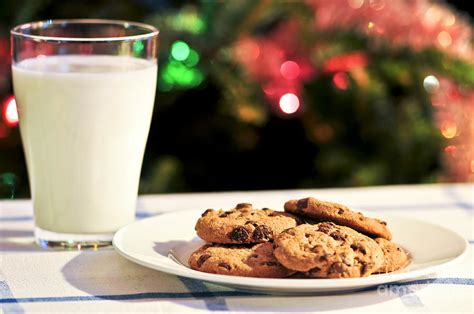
11;19;158;249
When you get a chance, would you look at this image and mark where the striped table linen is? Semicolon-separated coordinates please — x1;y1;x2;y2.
0;183;473;313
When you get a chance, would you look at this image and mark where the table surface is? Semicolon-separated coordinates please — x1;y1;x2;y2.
0;184;473;313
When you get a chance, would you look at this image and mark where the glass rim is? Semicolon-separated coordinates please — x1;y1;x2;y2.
11;19;159;42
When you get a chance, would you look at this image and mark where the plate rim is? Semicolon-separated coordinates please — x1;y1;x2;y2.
112;209;470;290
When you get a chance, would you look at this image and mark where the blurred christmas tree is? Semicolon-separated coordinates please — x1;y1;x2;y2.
0;0;473;198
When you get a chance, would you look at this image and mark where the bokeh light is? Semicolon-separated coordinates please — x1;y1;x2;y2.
133;41;144;56
444;13;456;27
437;31;452;47
161;42;203;90
332;72;350;90
347;0;364;9
166;7;206;34
171;41;190;61
184;49;200;67
369;0;385;11
234;39;260;61
279;93;300;114
423;75;440;93
280;60;300;80
3;96;18;127
444;145;457;155
441;121;457;138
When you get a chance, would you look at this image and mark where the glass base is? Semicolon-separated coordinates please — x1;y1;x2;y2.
35;227;113;250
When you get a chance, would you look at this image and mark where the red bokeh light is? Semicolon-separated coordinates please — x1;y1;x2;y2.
280;60;300;80
323;52;368;73
332;72;350;90
3;96;19;127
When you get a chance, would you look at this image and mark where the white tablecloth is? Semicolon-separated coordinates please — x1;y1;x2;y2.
0;184;473;313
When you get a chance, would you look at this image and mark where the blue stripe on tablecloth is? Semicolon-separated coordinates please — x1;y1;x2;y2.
443;186;474;213
394;286;424;308
0;277;472;304
0;212;153;222
135;212;153;219
0;280;24;313
0;212;154;222
0;291;257;303
178;277;228;311
0;200;472;222
0;216;31;222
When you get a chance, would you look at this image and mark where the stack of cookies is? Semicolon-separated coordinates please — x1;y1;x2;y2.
188;198;409;278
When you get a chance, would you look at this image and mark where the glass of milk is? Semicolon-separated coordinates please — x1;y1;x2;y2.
11;20;158;249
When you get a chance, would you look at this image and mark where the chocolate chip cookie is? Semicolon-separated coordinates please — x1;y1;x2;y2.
273;222;384;278
284;197;392;240
188;242;295;278
195;203;299;244
374;238;410;273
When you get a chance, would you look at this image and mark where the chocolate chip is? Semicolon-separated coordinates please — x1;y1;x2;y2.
197;254;211;267
262;207;271;211
317;222;334;234
311;245;324;253
341;253;352;266
319;255;328;261
219;212;229;218
380;221;387;226
283;229;296;236
245;220;259;226
229;226;249;241
297;198;309;209
360;262;370;275
201;209;213;217
337;208;344;214
218;262;231;270
330;230;346;241
263;261;278;266
328;262;345;274
350;243;367;254
236;203;252;209
293;216;305;225
253;225;272;241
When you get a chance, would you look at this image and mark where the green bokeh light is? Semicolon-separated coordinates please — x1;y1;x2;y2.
0;172;16;186
159;54;204;91
159;79;173;92
190;70;204;86
184;49;200;67
166;8;206;34
171;41;190;61
162;71;175;84
133;41;144;56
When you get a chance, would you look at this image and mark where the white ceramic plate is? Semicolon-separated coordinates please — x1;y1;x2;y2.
113;209;469;294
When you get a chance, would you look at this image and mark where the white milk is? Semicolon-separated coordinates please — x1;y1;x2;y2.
12;55;157;234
